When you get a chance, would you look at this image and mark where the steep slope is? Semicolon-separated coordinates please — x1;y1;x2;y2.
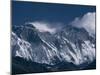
11;24;96;68
54;25;95;65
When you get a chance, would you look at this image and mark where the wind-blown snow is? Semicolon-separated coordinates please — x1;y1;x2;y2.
71;12;96;34
27;21;57;33
12;23;96;66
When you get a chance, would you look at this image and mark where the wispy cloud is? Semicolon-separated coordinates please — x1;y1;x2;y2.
70;12;96;34
27;21;57;33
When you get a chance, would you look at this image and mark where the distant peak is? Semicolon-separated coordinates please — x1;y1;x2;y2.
26;22;57;34
24;23;36;29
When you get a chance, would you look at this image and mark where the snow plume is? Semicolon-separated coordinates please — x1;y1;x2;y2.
27;21;58;34
71;12;96;34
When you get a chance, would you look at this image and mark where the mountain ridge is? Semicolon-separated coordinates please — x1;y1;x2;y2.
12;24;96;72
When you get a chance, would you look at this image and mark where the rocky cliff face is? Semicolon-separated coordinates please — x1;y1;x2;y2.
11;24;96;74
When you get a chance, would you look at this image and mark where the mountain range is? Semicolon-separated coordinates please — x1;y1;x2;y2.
11;23;96;74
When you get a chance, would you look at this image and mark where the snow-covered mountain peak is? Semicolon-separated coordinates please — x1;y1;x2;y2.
11;25;96;66
27;22;57;34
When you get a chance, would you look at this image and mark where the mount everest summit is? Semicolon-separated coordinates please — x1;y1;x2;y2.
11;23;96;74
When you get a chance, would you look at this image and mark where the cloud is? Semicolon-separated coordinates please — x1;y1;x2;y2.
27;21;57;33
70;12;96;34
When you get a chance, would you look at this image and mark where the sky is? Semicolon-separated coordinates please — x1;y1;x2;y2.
12;1;96;34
